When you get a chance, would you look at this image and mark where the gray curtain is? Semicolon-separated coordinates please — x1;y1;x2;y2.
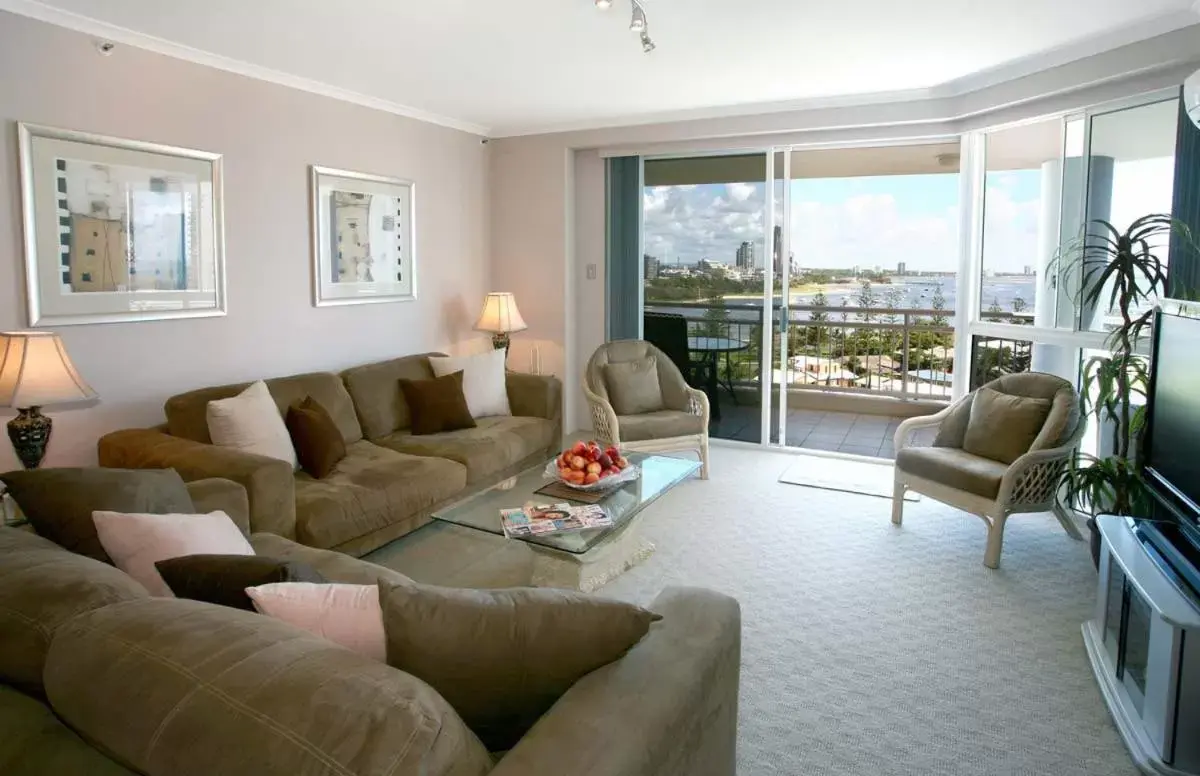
606;156;641;341
1169;88;1200;299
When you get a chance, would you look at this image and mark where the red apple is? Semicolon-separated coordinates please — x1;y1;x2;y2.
570;455;586;471
571;441;588;456
584;472;600;485
598;453;613;468
586;461;602;475
604;467;619;478
615;456;628;470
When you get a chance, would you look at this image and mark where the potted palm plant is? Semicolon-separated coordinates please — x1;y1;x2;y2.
1060;215;1195;565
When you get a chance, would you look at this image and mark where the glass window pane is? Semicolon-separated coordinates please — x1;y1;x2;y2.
980;119;1063;327
1080;98;1180;333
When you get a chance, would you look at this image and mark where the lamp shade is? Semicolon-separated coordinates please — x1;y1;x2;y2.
0;332;97;408
474;293;528;334
1187;69;1200;130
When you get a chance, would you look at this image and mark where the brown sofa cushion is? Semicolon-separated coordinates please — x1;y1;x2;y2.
0;467;193;563
285;396;347;478
342;353;444;438
895;447;1009;499
0;685;137;776
604;356;666;415
378;580;660;752
962;386;1051;464
249;532;413;586
44;598;493;776
378;416;556;485
0;528;148;697
165;372;363;446
293;441;467;550
400;372;477;436
155;554;326;611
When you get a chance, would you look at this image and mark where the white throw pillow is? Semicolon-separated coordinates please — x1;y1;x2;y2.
92;510;255;597
245;582;386;661
429;350;511;418
206;380;297;468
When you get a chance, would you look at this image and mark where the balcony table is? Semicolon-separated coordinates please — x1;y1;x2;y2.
688;336;750;420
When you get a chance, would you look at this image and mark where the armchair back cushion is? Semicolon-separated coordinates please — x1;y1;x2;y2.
604;357;666;415
962;387;1052;464
166;372;363;447
587;341;690;413
341;353;444;439
934;372;1080;453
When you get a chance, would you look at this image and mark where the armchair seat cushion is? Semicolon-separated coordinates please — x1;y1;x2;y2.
895;447;1009;499
376;416;555;484
618;410;704;443
293;441;467;550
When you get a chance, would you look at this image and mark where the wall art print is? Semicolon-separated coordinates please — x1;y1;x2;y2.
310;165;416;307
18;123;225;327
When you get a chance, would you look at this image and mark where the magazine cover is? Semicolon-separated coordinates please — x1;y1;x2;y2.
500;502;612;538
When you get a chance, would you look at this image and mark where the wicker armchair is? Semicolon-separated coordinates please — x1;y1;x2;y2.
891;372;1084;569
584;341;710;479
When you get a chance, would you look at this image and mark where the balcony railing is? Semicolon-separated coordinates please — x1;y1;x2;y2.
645;301;1034;402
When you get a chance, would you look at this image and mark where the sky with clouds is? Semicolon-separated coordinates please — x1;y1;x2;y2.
643;160;1174;276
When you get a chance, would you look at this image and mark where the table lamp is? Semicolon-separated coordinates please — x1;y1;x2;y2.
474;292;528;352
0;332;97;469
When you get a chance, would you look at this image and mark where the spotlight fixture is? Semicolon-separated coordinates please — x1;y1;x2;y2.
595;0;657;53
629;1;647;33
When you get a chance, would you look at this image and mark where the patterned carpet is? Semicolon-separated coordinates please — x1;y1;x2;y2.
371;443;1134;776
597;445;1133;776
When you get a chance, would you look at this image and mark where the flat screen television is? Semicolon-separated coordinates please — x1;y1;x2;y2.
1138;306;1200;597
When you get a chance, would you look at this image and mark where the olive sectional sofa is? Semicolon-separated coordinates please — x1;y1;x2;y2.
98;353;562;557
0;480;742;776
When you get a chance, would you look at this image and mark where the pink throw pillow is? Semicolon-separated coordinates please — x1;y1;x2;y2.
244;583;385;661
92;510;254;597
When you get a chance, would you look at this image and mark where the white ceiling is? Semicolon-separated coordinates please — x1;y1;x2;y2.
4;0;1200;137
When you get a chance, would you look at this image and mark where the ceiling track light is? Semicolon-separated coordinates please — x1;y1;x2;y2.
595;0;656;53
629;1;647;33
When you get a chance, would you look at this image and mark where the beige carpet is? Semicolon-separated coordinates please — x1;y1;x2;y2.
369;444;1133;776
779;452;920;501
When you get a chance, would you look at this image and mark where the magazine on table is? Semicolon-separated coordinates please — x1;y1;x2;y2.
500;502;612;539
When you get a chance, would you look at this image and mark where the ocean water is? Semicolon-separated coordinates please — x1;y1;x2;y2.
650;275;1038;322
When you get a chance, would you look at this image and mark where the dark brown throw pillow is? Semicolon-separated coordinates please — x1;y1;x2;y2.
0;468;194;563
377;580;660;751
155;555;326;611
285;396;347;478
398;371;477;436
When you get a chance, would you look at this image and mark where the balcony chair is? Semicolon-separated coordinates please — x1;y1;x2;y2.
584;340;710;479
643;311;719;407
891;372;1084;569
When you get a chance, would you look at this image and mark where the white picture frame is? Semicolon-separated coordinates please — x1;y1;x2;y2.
18;123;226;327
309;165;416;307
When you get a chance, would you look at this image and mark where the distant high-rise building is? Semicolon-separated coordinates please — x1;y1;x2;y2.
897;261;907;275
1023;265;1034;275
736;241;755;270
643;253;660;280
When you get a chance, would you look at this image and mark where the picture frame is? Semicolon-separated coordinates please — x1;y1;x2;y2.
18;123;226;327
309;165;416;307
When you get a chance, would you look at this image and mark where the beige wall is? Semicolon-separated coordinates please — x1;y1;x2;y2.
489;26;1200;434
0;12;490;469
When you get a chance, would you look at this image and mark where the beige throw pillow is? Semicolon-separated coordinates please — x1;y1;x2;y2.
962;386;1052;464
206;380;297;468
603;356;665;415
428;349;511;418
377;580;660;752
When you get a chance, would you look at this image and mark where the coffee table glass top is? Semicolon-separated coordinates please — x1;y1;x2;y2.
430;453;700;555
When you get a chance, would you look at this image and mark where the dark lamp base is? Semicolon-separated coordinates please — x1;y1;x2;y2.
7;407;52;470
491;333;511;351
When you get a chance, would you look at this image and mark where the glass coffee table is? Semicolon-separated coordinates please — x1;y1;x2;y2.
431;453;701;591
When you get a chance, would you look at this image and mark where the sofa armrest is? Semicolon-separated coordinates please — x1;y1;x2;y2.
185;479;250;536
507;372;562;422
98;429;296;539
490;587;740;776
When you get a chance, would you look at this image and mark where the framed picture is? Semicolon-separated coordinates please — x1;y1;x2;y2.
18;123;226;327
309;165;416;307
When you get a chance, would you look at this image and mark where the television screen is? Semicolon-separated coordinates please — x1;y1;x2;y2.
1145;309;1200;519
